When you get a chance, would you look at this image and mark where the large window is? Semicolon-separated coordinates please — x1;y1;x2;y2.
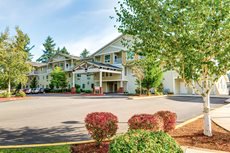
126;51;134;61
105;54;110;63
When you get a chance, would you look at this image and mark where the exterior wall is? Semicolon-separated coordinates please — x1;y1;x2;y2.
74;73;94;90
123;66;137;94
162;71;178;93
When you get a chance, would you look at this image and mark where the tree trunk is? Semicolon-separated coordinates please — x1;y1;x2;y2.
8;79;11;94
203;93;212;136
139;80;142;96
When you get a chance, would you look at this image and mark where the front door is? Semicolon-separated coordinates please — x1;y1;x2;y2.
108;82;113;93
114;83;117;93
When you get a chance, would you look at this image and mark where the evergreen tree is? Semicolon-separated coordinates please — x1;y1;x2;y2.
60;47;69;55
15;26;34;61
30;77;38;88
37;36;56;63
80;48;90;58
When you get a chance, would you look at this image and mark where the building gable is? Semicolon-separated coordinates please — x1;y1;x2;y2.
92;35;133;57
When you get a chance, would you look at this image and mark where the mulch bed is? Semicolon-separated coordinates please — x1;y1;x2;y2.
169;118;230;152
0;97;28;102
71;142;109;153
71;118;230;153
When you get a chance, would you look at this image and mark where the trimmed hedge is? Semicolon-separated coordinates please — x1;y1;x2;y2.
0;92;11;98
155;111;177;132
85;112;118;146
128;114;163;131
109;130;183;153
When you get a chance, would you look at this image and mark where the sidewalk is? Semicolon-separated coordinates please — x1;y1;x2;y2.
182;103;230;153
183;146;229;153
211;103;230;132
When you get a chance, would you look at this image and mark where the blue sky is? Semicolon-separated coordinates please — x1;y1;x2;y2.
0;0;120;61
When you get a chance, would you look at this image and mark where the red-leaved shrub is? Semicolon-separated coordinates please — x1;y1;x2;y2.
85;112;118;146
155;111;177;132
128;114;163;131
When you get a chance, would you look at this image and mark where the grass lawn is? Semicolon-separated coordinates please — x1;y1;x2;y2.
0;145;70;153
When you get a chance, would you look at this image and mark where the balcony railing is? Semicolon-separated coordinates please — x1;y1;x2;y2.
114;58;122;64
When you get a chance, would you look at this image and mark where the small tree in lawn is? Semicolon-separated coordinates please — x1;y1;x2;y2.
115;0;230;136
30;77;38;89
50;67;67;90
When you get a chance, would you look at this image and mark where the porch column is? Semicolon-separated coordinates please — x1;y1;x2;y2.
99;71;103;94
119;73;124;93
71;72;76;94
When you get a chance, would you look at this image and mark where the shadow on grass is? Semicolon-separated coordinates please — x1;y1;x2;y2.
0;124;90;145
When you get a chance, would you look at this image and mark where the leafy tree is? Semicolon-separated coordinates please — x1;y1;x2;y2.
129;57;163;95
15;26;34;61
0;27;32;95
50;67;67;89
30;77;38;88
80;48;90;58
37;36;56;63
115;0;230;136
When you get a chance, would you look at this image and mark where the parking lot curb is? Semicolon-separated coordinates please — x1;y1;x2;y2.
0;140;96;149
128;95;167;100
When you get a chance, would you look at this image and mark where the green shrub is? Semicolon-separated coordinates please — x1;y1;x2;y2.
15;91;26;97
0;92;11;98
84;90;92;93
76;88;81;93
109;130;183;153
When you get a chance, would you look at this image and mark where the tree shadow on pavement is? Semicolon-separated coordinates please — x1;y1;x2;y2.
0;125;90;145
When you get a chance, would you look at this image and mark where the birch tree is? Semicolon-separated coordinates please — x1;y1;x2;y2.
115;0;230;136
0;28;32;94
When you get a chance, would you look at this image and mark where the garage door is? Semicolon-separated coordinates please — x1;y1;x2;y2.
180;81;188;94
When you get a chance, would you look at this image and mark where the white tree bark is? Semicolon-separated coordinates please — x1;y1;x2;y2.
203;93;212;137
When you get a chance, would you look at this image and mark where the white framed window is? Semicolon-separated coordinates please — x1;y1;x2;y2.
126;51;134;61
105;54;110;63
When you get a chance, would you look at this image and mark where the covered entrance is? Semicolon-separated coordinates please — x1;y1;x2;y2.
72;61;123;94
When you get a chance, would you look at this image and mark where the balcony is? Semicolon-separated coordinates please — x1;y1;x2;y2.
29;71;39;75
114;58;122;64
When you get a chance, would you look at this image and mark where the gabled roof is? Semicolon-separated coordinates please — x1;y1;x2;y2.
48;52;80;63
73;61;122;71
89;61;122;70
90;34;124;57
29;62;47;67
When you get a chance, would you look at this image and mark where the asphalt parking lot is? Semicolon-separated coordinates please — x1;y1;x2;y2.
0;95;227;145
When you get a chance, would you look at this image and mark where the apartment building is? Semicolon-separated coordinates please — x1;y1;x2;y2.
28;35;229;95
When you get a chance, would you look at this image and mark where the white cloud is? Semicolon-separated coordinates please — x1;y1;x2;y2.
62;28;120;56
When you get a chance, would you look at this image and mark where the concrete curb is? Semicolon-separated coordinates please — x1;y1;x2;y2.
128;95;166;100
0;140;96;149
175;114;204;129
224;98;230;103
182;146;229;153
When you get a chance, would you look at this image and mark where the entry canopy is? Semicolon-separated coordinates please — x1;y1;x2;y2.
73;61;122;74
